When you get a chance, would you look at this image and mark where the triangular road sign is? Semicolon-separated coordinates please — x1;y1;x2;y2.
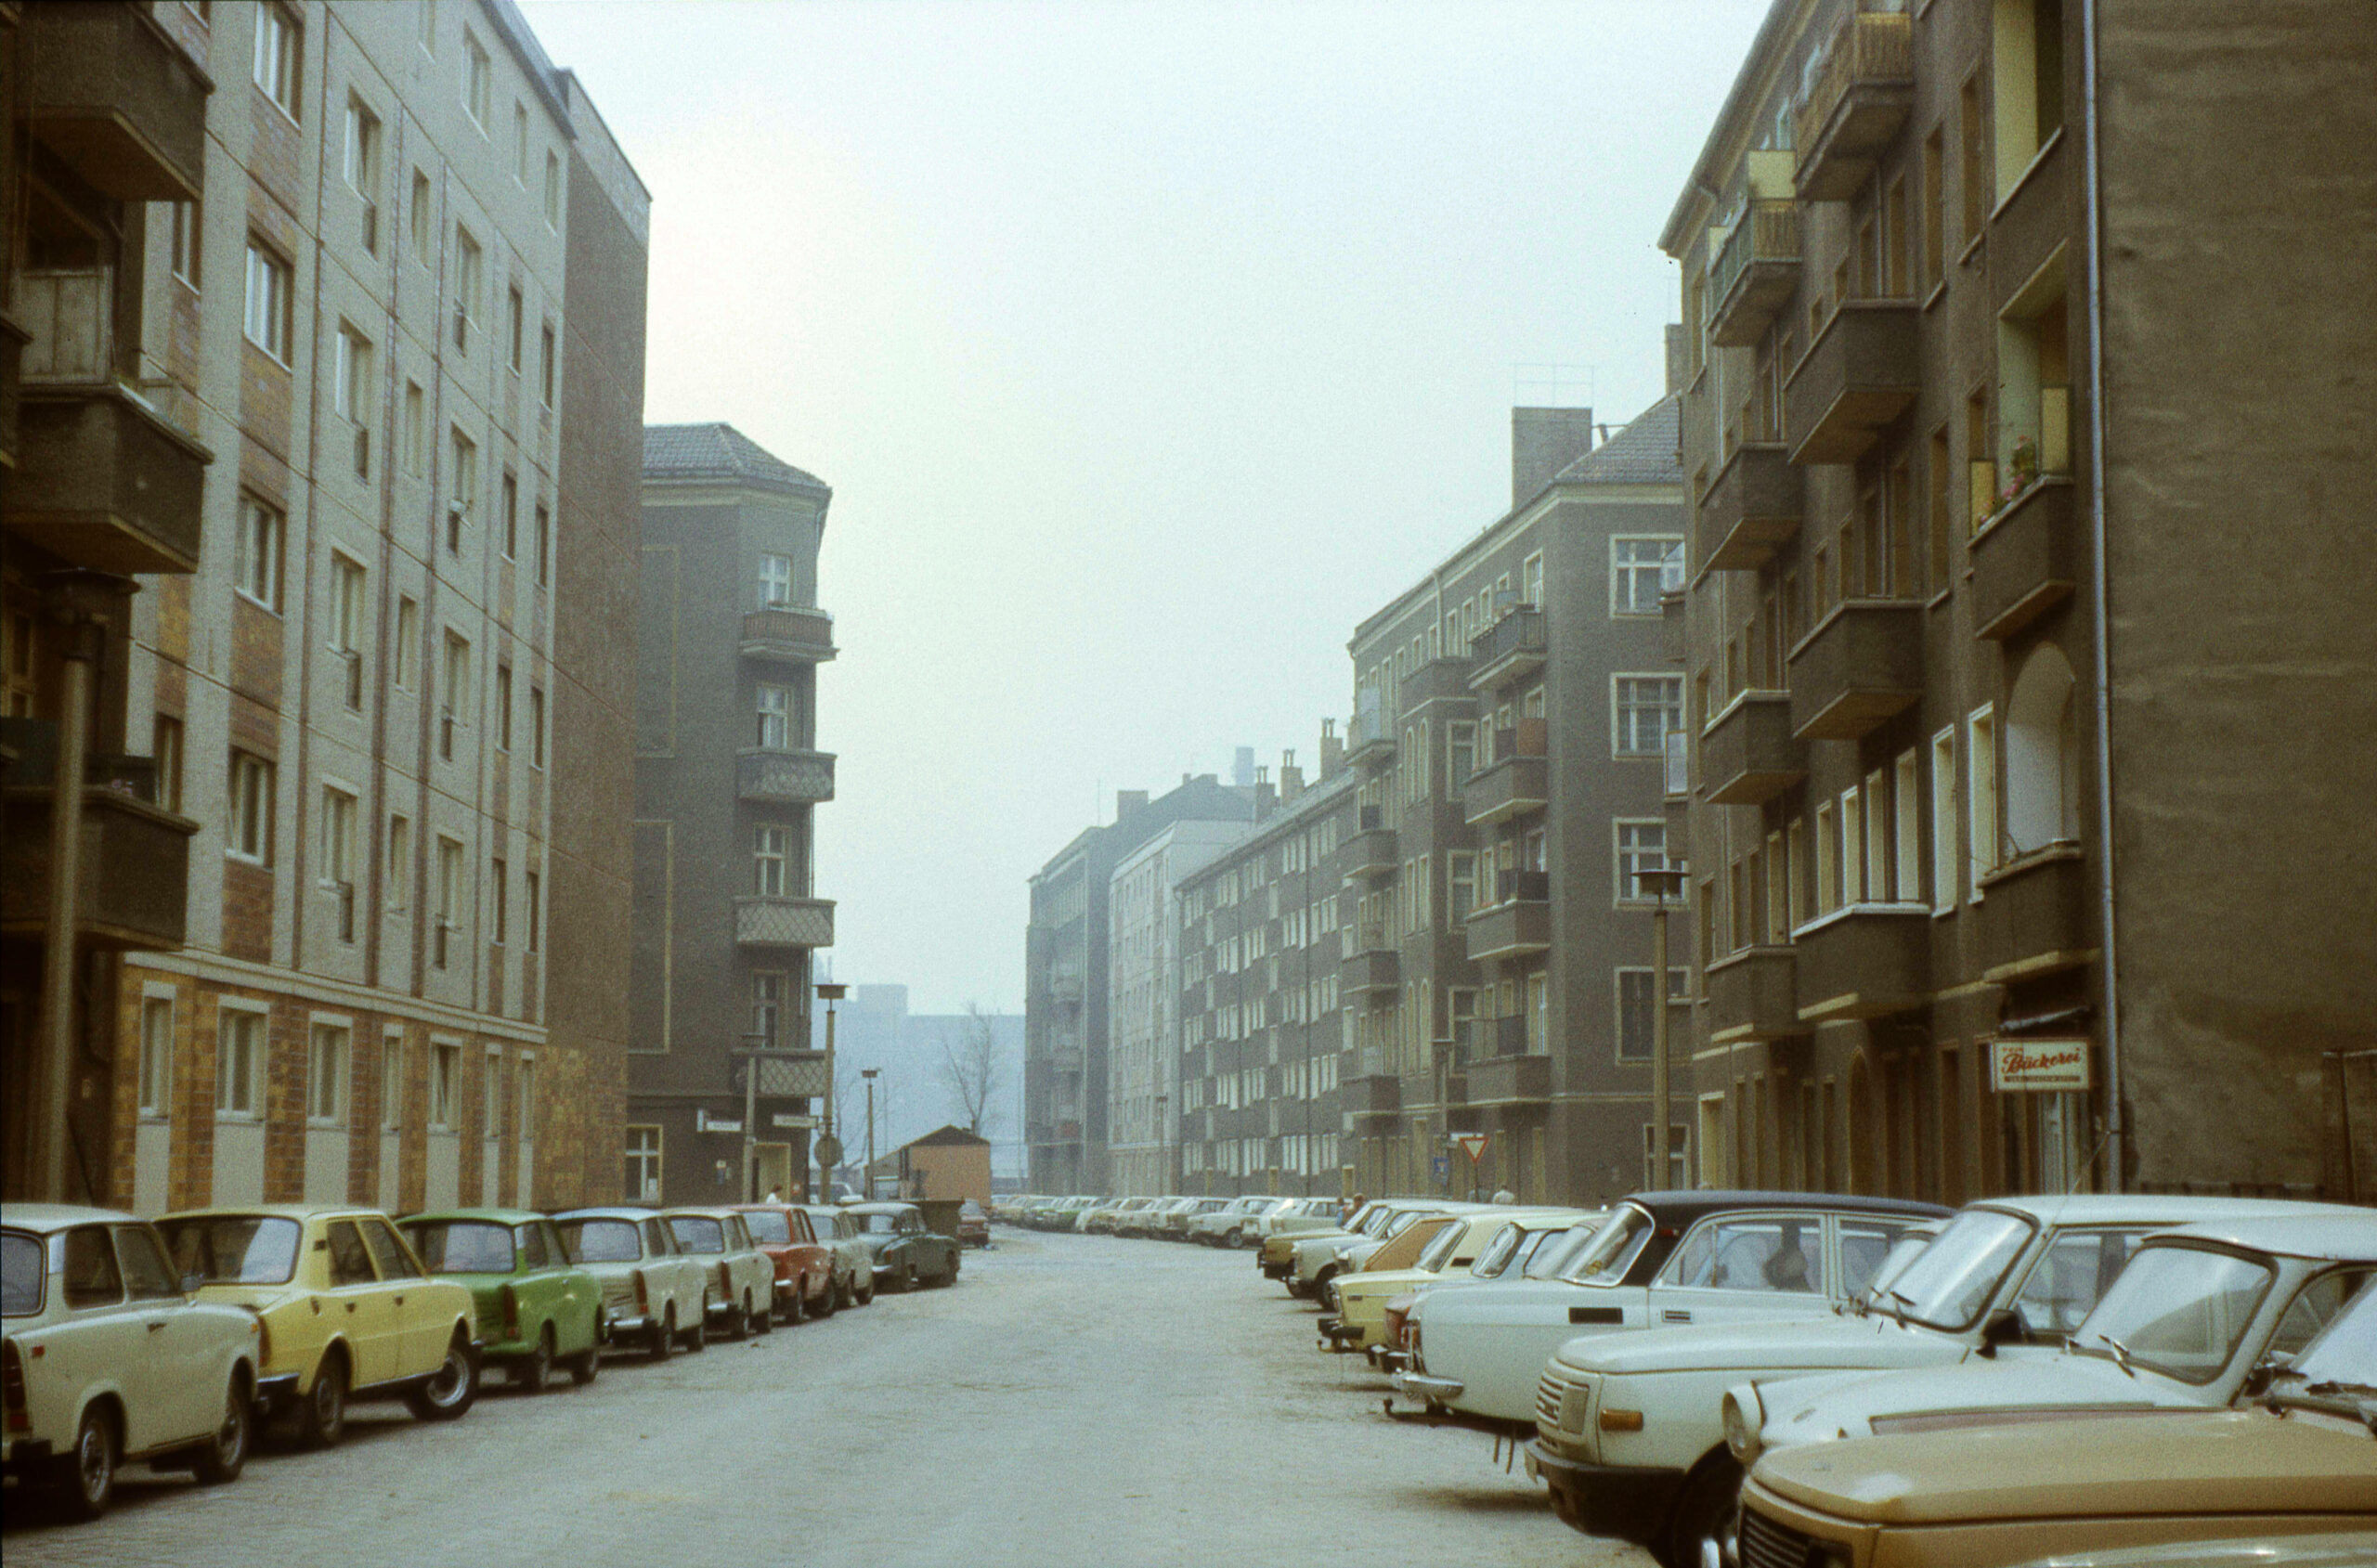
1454;1133;1489;1163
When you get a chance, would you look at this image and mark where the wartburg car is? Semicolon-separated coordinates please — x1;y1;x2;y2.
847;1202;960;1291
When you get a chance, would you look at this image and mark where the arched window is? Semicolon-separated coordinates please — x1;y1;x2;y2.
2004;644;2082;855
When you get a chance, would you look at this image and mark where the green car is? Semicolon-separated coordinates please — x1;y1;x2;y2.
400;1210;604;1392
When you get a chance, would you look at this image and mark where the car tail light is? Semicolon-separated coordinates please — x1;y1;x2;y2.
500;1284;520;1341
632;1269;649;1312
3;1340;28;1432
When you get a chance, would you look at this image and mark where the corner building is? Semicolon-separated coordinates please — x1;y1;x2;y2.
1664;0;2376;1200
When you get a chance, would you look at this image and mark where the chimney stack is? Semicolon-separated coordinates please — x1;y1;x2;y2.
1318;719;1344;780
1279;749;1305;804
1253;767;1276;822
1116;788;1148;822
1512;407;1595;506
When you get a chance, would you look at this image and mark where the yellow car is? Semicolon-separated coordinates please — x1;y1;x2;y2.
156;1206;479;1446
1323;1209;1591;1353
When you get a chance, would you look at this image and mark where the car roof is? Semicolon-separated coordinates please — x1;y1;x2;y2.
2148;1212;2377;1262
844;1202;918;1215
552;1207;665;1222
1968;1194;2348;1225
402;1208;548;1225
1617;1191;1954;1225
157;1204;389;1222
1;1203;137;1232
659;1206;747;1220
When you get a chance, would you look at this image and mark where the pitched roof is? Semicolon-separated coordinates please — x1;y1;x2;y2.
1553;394;1682;486
643;422;831;498
903;1124;993;1148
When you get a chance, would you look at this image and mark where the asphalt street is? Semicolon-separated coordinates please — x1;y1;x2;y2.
3;1225;1655;1568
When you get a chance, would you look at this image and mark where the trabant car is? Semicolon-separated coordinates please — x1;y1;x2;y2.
1248;1195;1358;1256
1126;1197;1198;1238
663;1208;776;1341
1390;1190;1948;1431
2;1205;262;1519
1189;1196;1289;1247
1082;1196;1158;1235
1294;1201;1499;1300
156;1205;478;1447
798;1204;877;1307
552;1207;710;1358
1377;1212;1603;1370
1318;1212;1470;1315
1528;1195;2341;1568
401;1209;604;1391
847;1202;961;1291
1327;1209;1594;1354
731;1203;838;1321
1265;1199;1421;1294
1733;1270;2377;1568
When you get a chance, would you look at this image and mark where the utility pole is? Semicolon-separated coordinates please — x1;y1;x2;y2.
863;1068;879;1199
816;981;846;1199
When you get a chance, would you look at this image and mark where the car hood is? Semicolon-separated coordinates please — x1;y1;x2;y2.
1341;1267;1438;1300
1555;1311;1956;1376
1759;1354;2192;1447
1753;1408;2377;1525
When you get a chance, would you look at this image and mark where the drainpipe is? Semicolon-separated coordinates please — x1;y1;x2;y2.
2080;0;2123;1190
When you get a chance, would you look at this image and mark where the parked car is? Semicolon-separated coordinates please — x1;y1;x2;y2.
1733;1268;2377;1568
1527;1196;2350;1568
2;1205;262;1520
955;1200;992;1248
1376;1212;1604;1371
155;1205;478;1447
400;1209;604;1391
731;1203;838;1322
1248;1195;1361;1256
1317;1212;1464;1316
663;1209;776;1341
2007;1536;2377;1568
1189;1196;1290;1247
1261;1199;1398;1288
1122;1197;1195;1238
1327;1209;1595;1354
798;1204;877;1307
1292;1201;1478;1299
1083;1196;1159;1235
847;1202;961;1290
1389;1190;1949;1429
552;1207;709;1359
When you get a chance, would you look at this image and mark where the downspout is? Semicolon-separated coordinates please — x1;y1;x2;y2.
2080;0;2123;1190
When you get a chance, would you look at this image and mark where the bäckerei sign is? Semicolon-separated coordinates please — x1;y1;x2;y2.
1990;1037;2091;1092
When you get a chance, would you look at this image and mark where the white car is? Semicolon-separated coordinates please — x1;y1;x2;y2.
1189;1197;1291;1247
1370;1212;1607;1372
1;1205;263;1520
1290;1201;1463;1298
1526;1195;2347;1568
1392;1190;1948;1429
797;1204;878;1307
554;1208;712;1358
664;1209;778;1341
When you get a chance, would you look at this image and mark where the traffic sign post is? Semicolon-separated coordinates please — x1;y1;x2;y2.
1451;1133;1489;1199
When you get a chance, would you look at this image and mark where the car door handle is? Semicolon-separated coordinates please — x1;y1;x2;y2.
1662;1309;1692;1324
393;1295;405;1305
346;1302;357;1313
148;1320;167;1333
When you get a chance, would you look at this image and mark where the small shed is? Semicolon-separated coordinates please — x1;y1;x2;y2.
892;1124;994;1210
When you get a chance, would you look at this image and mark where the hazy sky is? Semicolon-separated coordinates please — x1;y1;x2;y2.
519;0;1770;1014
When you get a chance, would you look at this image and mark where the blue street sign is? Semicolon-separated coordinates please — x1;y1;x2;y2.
1431;1155;1449;1180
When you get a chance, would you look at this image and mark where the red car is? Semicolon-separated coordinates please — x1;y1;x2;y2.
728;1204;838;1323
955;1200;991;1249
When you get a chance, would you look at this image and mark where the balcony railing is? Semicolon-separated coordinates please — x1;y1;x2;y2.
735;747;836;806
1785;300;1920;466
1974;845;2092;983
1706;946;1805;1043
1466;1050;1552;1105
8;383;210;575
1969;476;2079;641
1051;1045;1085;1073
1708;200;1803;347
1343;927;1399;993
1049;970;1085;1006
24;2;210;202
1399;655;1474;709
1463;729;1549;826
1791;8;1916;202
739;605;837;664
19;271;113;385
734;895;836;950
1465;872;1551;961
1346;704;1396;769
1786;600;1925;741
1468;609;1547;691
0;721;196;952
1695;442;1802;572
1344;806;1398;881
1791;902;1930;1021
1701;690;1806;804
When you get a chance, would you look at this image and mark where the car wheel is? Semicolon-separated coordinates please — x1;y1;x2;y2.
1221;1228;1241;1249
650;1304;675;1362
722;1296;748;1341
296;1349;348;1449
900;1263;918;1293
750;1289;773;1336
568;1343;602;1386
1665;1452;1744;1568
405;1331;480;1421
513;1324;555;1393
812;1277;836;1318
683;1306;708;1353
855;1276;875;1307
189;1372;252;1485
48;1405;118;1521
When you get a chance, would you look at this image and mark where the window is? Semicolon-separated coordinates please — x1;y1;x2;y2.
528;686;546;768
1613;675;1683;757
543;150;562;229
539;323;555;406
227;751;275;863
253;3;299;118
1663;1215;1826;1295
495;664;513;750
138;997;175;1119
242;240;292;359
1994;0;2066;201
500;472;518;558
1894;750;1923;905
1614;819;1670;902
403;380;425;474
449;428;477;549
417;0;436;53
321;785;357;940
1930;726;1960;913
491;856;508;944
757;552;795;608
1612;538;1682;615
344;97;383;252
1521;551;1544;608
440;631;470;758
525;869;540;952
462;30;491;126
435;837;463;967
334;326;373;477
386;812;411;910
431;1043;461;1128
382;1034;405;1130
506;287;524;372
1968;706;1999;898
534;504;551;586
171;200;202;287
453;227;482;351
409;169;433;264
750;971;785;1045
1;613;31;718
754;826;789;896
756;683;790;748
308;1022;349;1125
1922;123;1946;291
216;1008;266;1116
513;101;529;183
233;494;284;609
624;1126;662;1201
152;715;184;812
2006;645;2083;853
1961;71;1989;245
394;596;420;689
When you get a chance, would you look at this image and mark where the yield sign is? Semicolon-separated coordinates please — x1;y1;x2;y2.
1453;1134;1489;1164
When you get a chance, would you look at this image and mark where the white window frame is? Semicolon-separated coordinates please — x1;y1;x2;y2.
1612;536;1685;616
757;552;795;609
253;3;300;119
227;750;275;864
307;1019;351;1127
1968;705;1999;901
1930;725;1959;914
1613;817;1672;904
430;1041;461;1130
461;30;491;128
381;1029;406;1132
1611;673;1684;758
137;992;175;1121
756;683;791;749
215;1004;268;1119
243;240;292;361
625;1124;663;1202
235;495;283;610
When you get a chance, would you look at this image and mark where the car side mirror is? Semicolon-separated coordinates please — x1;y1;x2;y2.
2241;1354;2293;1398
1977;1307;2024;1358
181;1271;205;1294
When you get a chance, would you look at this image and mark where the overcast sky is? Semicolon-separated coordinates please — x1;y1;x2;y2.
520;0;1770;1015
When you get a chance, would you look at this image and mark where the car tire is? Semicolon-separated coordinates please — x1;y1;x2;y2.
405;1330;480;1421
722;1297;748;1341
296;1349;348;1449
650;1304;675;1362
750;1289;773;1336
48;1404;118;1521
812;1278;837;1318
189;1372;252;1485
1221;1229;1241;1248
855;1276;875;1307
513;1324;555;1393
900;1263;918;1293
1665;1452;1744;1568
683;1307;708;1353
568;1344;602;1386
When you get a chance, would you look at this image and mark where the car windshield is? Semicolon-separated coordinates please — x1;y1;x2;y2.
859;1212;903;1234
405;1221;515;1274
1558;1206;1656;1286
2270;1275;2377;1409
1879;1208;2037;1332
559;1218;641;1263
669;1216;725;1252
1854;1230;1940;1307
1469;1223;1525;1278
1;1231;43;1315
2069;1244;2275;1385
157;1215;304;1285
743;1211;793;1244
1526;1219;1613;1280
1414;1221;1468;1273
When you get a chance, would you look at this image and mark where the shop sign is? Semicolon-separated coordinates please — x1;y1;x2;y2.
1991;1037;2092;1093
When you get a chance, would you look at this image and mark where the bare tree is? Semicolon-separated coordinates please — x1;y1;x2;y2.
937;1001;1006;1135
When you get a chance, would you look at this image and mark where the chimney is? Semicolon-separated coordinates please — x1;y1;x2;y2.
1116;788;1148;822
1279;749;1305;804
1665;324;1688;395
1253;767;1276;822
1512;407;1595;506
1232;745;1255;789
1318;719;1344;780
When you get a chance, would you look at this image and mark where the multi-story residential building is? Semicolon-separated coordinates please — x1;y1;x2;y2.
1342;396;1689;1206
628;422;835;1204
1661;0;2375;1202
1174;742;1357;1199
1106;814;1251;1194
1023;774;1251;1194
2;1;646;1212
806;984;1023;1173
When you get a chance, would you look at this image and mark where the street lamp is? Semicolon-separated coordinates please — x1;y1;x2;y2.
1156;1092;1171;1197
1638;865;1689;1191
861;1068;879;1199
815;981;847;1199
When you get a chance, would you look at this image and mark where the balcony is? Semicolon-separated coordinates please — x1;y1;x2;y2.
1708;201;1803;347
1465;872;1551;961
1969;477;2079;641
1791;8;1916;202
1400;655;1474;709
0;723;197;952
1344;805;1398;881
1786;301;1920;466
1701;690;1806;805
1468;609;1547;691
735;748;835;806
733;895;835;950
1975;845;2092;983
1661;587;1687;664
1343;932;1400;994
23;2;211;202
1051;1045;1085;1074
1786;600;1924;741
0;312;28;470
1344;1049;1401;1118
1706;946;1806;1044
740;605;836;664
1346;706;1396;770
1048;971;1085;1006
8;383;210;576
1466;1050;1552;1106
1792;904;1930;1021
1696;443;1802;573
1463;726;1548;826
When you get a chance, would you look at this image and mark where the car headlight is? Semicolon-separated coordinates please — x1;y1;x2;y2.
1721;1386;1764;1465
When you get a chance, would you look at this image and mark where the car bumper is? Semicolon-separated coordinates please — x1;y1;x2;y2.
253;1370;303;1418
1;1438;55;1475
1366;1346;1409;1374
605;1313;656;1340
1524;1442;1683;1547
1259;1260;1292;1279
1389;1369;1464;1405
1316;1315;1364;1350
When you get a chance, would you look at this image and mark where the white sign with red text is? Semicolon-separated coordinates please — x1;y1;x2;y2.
1990;1037;2092;1092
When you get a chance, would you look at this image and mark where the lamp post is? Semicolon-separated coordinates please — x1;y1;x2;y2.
816;981;847;1199
1156;1092;1171;1196
862;1068;879;1199
1639;866;1689;1190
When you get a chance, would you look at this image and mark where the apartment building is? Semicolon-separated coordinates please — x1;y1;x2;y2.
1023;774;1251;1194
1173;743;1356;1199
1342;397;1690;1206
1;2;646;1212
1662;0;2375;1201
629;423;835;1204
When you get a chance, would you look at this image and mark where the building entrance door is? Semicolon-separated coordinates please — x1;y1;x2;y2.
754;1142;792;1200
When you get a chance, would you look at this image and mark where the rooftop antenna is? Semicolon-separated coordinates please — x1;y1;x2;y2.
1513;363;1593;408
